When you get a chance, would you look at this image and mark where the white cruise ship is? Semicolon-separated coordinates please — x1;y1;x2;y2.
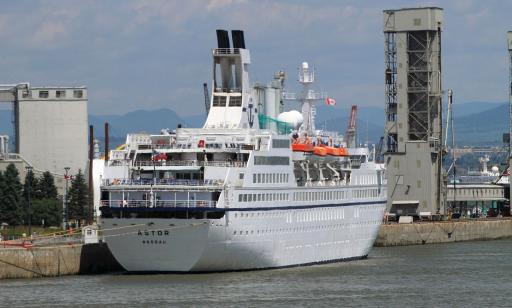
99;30;387;272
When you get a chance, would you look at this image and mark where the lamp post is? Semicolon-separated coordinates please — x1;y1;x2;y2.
63;167;70;230
25;166;33;237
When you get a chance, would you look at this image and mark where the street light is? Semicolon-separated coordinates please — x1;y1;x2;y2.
63;167;70;230
25;166;33;237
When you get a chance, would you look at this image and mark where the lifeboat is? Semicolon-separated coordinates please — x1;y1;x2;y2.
323;146;349;156
313;146;327;156
292;143;314;152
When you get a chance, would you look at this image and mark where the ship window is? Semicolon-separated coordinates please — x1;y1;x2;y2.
39;90;49;98
239;195;243;202
73;90;83;98
257;174;261;183
243;194;248;202
272;139;290;148
56;90;66;98
239;173;244;180
228;96;242;106
254;156;290;166
253;174;257;183
213;95;227;106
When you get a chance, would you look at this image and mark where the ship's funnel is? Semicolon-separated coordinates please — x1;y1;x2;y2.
231;30;245;49
216;29;230;48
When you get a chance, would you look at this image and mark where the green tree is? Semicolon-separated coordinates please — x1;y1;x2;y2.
1;164;23;226
32;198;62;227
0;171;5;221
22;168;37;225
37;171;58;200
67;169;89;226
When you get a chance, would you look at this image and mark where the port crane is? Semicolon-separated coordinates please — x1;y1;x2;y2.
345;105;357;148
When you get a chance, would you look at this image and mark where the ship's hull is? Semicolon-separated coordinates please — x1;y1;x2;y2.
101;200;386;272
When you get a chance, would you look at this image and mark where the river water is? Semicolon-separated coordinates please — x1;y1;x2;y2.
2;239;512;307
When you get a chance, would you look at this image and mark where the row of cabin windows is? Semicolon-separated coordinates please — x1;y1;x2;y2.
23;89;84;99
292;189;379;202
272;139;290;149
212;95;242;107
233;205;379;220
253;156;290;166
238;193;288;203
253;173;289;184
231;207;383;236
237;189;380;204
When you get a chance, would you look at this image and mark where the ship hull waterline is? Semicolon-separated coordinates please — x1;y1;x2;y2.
101;201;386;272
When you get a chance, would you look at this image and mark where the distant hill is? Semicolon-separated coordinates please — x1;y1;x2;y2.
452;103;508;146
0;101;509;148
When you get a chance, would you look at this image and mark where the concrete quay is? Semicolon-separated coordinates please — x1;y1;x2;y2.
375;218;512;247
0;243;122;279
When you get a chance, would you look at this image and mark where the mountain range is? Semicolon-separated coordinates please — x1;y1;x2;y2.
0;101;508;148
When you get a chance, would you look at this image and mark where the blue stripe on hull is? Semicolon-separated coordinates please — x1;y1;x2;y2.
105;200;386;213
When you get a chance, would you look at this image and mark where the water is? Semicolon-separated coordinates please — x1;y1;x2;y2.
2;240;512;307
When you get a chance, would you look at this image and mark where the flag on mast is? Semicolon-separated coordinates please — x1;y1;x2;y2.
325;97;336;106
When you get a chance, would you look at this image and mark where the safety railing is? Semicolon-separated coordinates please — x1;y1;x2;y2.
213;48;240;55
133;160;247;168
102;178;224;187
101;199;217;208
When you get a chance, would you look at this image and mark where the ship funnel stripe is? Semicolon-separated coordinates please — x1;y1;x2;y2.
216;29;230;48
231;30;245;49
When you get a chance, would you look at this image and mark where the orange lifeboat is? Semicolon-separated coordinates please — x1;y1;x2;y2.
313;146;327;156
292;143;314;152
323;146;349;156
337;147;349;156
324;147;339;156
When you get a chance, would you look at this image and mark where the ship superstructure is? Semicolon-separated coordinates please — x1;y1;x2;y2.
99;30;387;272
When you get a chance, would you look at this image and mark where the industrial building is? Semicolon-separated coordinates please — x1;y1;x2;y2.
0;83;88;191
383;7;445;216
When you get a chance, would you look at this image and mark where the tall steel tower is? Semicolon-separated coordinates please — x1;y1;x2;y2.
508;31;512;193
383;7;444;215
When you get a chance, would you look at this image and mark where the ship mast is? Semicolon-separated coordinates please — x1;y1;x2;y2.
283;62;325;135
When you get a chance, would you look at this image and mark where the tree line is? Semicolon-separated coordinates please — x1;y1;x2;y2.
0;163;90;229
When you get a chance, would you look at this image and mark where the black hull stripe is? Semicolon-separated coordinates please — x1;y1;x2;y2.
226;200;386;211
104;200;386;213
121;254;369;274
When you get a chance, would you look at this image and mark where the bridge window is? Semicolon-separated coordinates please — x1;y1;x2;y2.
213;95;227;106
228;96;242;106
39;91;49;98
73;90;83;98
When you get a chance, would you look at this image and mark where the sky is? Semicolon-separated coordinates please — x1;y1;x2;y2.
0;0;511;116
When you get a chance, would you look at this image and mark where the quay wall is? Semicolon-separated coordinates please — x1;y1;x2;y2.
375;218;512;247
0;243;122;279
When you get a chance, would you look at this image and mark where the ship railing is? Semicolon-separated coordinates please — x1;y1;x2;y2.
133;160;247;168
102;178;224;187
101;199;217;208
213;48;240;55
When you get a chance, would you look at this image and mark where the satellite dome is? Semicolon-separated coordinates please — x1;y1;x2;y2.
491;166;499;173
277;110;303;130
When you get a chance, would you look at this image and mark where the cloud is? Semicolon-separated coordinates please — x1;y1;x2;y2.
207;0;247;11
29;21;68;46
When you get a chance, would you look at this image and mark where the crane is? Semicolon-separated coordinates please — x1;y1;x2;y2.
345;105;357;148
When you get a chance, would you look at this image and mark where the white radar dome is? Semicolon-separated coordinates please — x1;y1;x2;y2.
302;62;309;69
277;110;303;130
491;166;499;173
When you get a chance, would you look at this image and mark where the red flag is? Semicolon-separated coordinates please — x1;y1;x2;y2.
325;97;336;106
